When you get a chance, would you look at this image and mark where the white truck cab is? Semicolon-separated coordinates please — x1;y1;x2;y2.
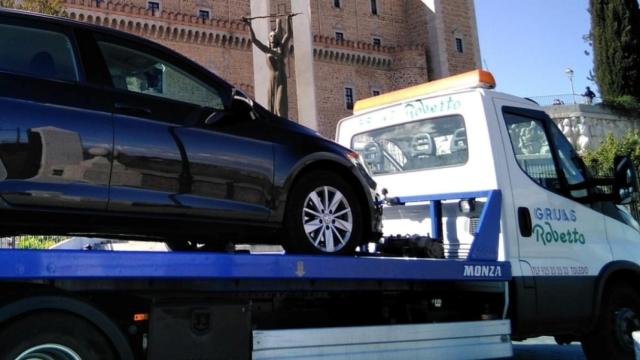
336;70;640;359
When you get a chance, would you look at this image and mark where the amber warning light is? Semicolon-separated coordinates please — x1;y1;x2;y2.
133;313;149;322
353;69;496;114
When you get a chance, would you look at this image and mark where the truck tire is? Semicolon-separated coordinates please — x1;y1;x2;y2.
0;311;117;360
581;282;640;360
284;170;363;254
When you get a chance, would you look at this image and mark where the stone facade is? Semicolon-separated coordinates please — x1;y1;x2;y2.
545;104;640;153
64;0;481;137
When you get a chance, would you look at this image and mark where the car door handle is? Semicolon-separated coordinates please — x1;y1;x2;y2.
518;207;532;237
114;102;152;115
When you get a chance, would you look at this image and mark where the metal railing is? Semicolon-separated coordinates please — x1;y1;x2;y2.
528;94;602;107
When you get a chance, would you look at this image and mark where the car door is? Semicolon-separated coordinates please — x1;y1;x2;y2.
496;102;610;332
93;33;274;221
0;17;113;210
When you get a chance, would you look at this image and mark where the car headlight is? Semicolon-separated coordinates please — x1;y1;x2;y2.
346;150;374;179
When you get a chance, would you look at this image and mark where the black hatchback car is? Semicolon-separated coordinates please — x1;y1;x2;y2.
0;9;382;254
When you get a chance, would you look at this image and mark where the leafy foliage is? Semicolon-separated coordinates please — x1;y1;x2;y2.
583;131;640;220
583;131;640;174
16;235;68;249
603;95;640;116
589;0;640;101
0;0;65;16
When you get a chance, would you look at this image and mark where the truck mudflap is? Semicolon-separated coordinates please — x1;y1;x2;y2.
253;320;513;360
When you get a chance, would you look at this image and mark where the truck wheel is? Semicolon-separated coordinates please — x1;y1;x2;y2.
284;170;362;254
0;312;117;360
581;282;640;360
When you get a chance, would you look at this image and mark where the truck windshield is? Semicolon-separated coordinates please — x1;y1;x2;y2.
351;115;468;175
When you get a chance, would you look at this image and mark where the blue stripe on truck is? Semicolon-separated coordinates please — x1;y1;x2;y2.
0;250;511;281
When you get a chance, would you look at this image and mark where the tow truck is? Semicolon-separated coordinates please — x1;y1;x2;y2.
0;70;637;360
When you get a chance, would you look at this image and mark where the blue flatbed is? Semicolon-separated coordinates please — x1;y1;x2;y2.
0;190;510;283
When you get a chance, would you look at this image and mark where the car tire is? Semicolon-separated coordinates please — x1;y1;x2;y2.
581;282;640;360
284;170;363;255
0;311;117;360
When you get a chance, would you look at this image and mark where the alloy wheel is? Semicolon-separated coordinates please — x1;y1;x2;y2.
302;186;353;252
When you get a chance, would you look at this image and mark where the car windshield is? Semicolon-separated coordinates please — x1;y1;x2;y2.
351;114;468;175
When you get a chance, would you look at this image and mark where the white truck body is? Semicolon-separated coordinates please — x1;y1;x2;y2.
336;71;640;357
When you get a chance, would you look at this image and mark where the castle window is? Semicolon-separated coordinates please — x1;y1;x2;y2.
373;37;381;46
335;32;344;41
372;89;381;96
455;37;464;53
370;0;378;15
333;0;341;8
198;9;210;20
345;87;354;110
147;1;160;13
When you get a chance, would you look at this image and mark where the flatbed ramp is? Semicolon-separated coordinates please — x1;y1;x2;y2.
253;320;512;360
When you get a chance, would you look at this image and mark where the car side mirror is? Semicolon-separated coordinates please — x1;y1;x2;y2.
230;88;257;120
613;155;639;205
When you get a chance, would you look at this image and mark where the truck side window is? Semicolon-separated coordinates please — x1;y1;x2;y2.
546;122;589;199
504;112;562;193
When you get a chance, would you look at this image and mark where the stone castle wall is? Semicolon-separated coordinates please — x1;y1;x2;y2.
545;104;640;153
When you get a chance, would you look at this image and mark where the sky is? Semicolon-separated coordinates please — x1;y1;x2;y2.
475;0;594;99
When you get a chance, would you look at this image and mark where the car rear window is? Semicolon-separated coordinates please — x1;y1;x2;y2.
0;24;78;82
351;114;468;175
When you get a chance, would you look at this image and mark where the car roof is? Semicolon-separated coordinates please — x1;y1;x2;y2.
0;7;232;88
1;7;140;41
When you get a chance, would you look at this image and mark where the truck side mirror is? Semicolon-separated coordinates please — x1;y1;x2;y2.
613;156;639;205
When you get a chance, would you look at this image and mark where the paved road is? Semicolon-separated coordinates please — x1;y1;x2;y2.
510;337;586;360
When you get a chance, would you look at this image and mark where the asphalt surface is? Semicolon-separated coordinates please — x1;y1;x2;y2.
509;337;586;360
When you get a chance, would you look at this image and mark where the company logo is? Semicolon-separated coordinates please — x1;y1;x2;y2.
534;207;577;222
404;97;462;120
463;265;503;277
532;222;586;246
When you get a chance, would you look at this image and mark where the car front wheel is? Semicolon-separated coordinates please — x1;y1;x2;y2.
284;170;363;254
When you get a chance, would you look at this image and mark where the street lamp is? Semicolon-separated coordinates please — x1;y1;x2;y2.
565;68;576;104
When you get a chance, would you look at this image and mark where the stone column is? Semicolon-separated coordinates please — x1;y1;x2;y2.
422;0;449;79
290;0;318;130
249;0;270;107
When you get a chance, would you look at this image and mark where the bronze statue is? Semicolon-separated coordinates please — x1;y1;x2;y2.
243;14;296;118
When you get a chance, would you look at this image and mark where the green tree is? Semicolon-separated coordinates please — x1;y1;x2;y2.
0;0;65;16
0;0;15;8
583;131;640;220
583;131;640;174
590;0;640;101
15;235;68;249
20;0;65;16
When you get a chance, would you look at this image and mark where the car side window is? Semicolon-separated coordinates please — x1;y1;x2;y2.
504;111;562;194
97;41;224;109
0;23;79;82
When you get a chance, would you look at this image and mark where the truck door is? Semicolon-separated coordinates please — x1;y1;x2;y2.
495;103;611;333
